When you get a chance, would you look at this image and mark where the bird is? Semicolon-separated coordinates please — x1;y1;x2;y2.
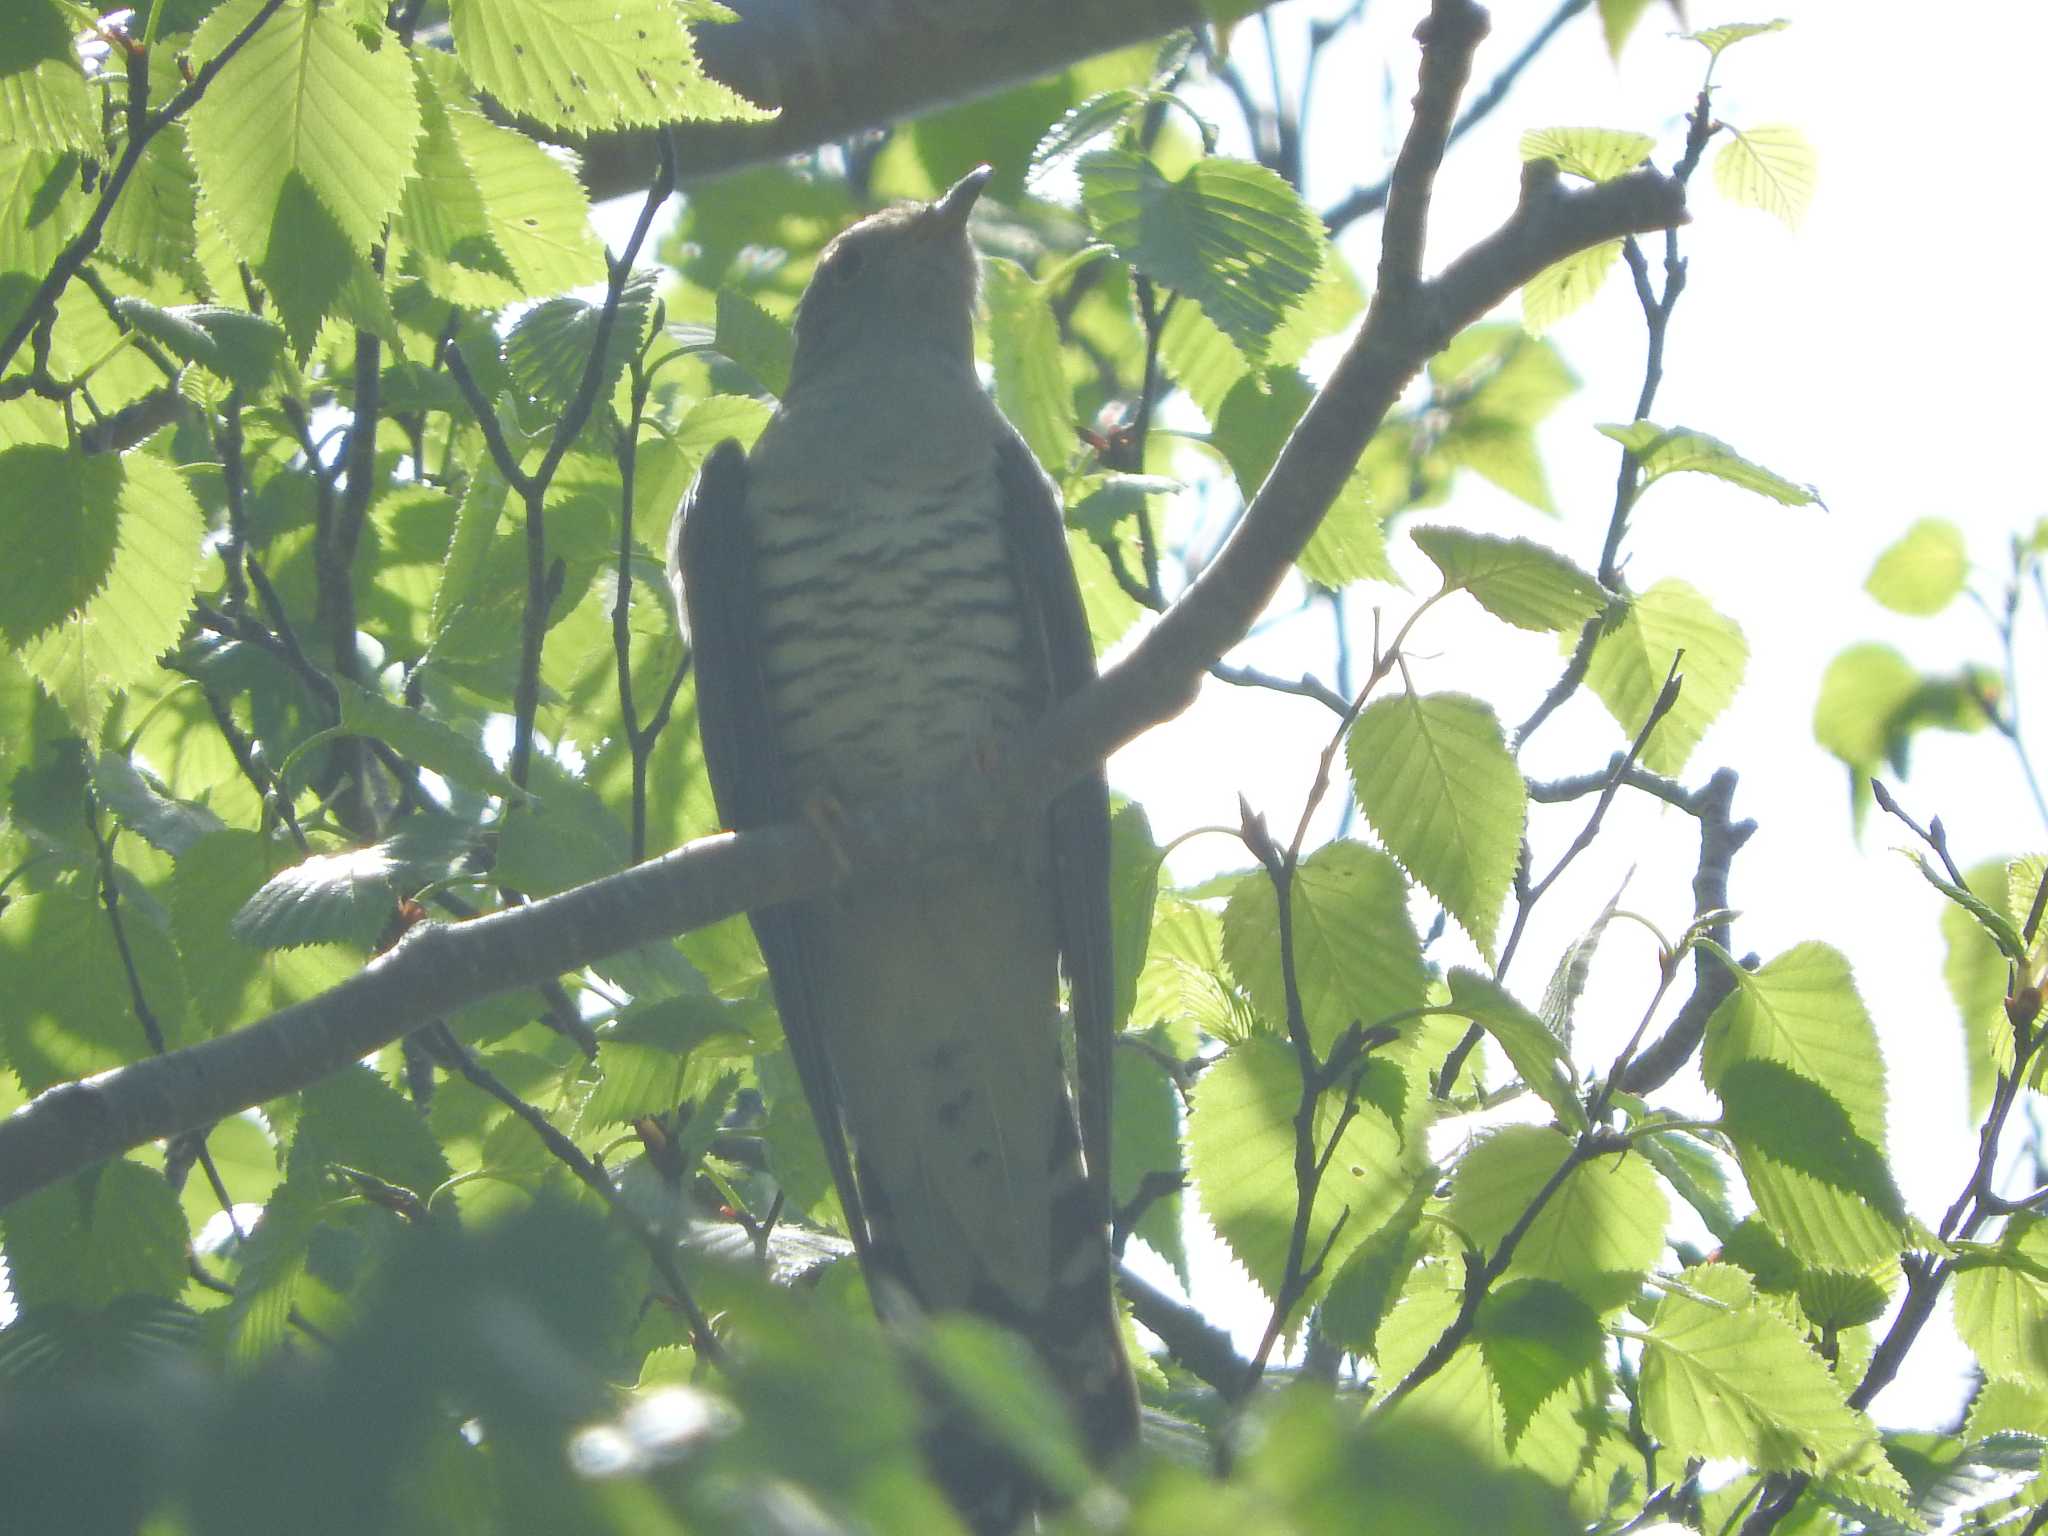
667;165;1139;1511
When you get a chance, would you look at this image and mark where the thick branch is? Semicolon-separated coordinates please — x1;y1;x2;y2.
574;0;1251;202
0;6;1685;1208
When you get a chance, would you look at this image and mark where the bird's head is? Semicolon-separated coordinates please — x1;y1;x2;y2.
787;165;992;389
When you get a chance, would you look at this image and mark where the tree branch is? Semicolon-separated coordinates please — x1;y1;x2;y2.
567;0;1262;202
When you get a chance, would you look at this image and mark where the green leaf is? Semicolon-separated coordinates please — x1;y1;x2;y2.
187;0;422;260
447;0;769;132
1412;528;1608;634
1111;1045;1186;1280
1642;1263;1902;1485
402;52;605;305
1443;1124;1665;1308
102;129;201;277
1521;240;1622;333
1445;969;1583;1129
1633;1125;1741;1243
169;830;361;1033
1221;841;1428;1053
985;257;1079;476
230;845;401;950
1029;88;1147;175
114;300;289;392
1185;1037;1423;1308
0;1162;191;1311
1318;1177;1429;1358
0;1295;200;1385
90;752;225;858
296;1062;454;1199
1702;941;1906;1267
1;53;97;158
1599;420;1818;506
1688;20;1791;56
20;452;209;736
1474;1279;1605;1448
1107;799;1161;1033
1866;517;1967;616
335;678;518;799
1519;128;1655;182
1348;693;1525;960
1714;124;1817;229
495;757;627;896
915;1317;1093;1500
713;287;793;399
0;444;122;646
1078;148;1326;363
0;0;75;75
1813;642;1918;774
502;272;656;413
1584;578;1748;776
1954;1216;2048;1385
1943;861;2013;1120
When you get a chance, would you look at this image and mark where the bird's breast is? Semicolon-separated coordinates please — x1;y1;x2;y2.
748;434;1038;802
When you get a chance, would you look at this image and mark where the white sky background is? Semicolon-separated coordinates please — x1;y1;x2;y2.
1101;1;2048;1426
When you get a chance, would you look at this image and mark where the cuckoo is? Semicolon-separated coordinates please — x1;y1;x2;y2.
668;167;1139;1485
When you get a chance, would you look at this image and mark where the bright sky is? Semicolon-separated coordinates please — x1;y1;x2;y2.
1101;1;2048;1424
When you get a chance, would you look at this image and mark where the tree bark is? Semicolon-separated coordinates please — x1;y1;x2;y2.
572;0;1249;200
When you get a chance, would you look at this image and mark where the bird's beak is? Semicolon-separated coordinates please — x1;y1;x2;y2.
929;165;993;233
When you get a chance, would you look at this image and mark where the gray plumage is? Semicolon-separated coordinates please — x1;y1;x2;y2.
668;167;1137;1503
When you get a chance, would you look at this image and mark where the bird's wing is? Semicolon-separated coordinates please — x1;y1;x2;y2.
993;427;1117;1222
672;439;873;1263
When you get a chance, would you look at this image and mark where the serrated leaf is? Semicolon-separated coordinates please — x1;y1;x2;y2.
1642;1263;1900;1484
1445;969;1583;1129
985;257;1078;476
1348;693;1524;960
1;54;97;157
1318;1176;1429;1358
90;752;225;857
1444;1124;1665;1307
102;128;201;277
1714;123;1816;229
0;444;122;645
0;1295;200;1385
0;0;75;75
1912;857;2027;963
1520;128;1655;183
1866;517;1966;616
21;452;208;736
296;1062;453;1199
1954;1216;2048;1385
1474;1278;1605;1448
1185;1036;1421;1309
187;0;422;261
1688;20;1791;56
0;879;187;1090
1702;941;1906;1267
1943;861;2013;1120
1601;419;1817;506
1029;88;1147;176
334;678;518;799
1584;578;1747;775
231;844;401;950
1078;148;1326;363
115;300;288;391
712;287;792;399
170;829;361;1034
1111;1044;1186;1281
502;271;656;413
447;0;769;132
495;756;627;896
1634;1126;1741;1243
1220;841;1427;1053
1522;240;1622;333
0;1162;191;1312
1412;527;1607;633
